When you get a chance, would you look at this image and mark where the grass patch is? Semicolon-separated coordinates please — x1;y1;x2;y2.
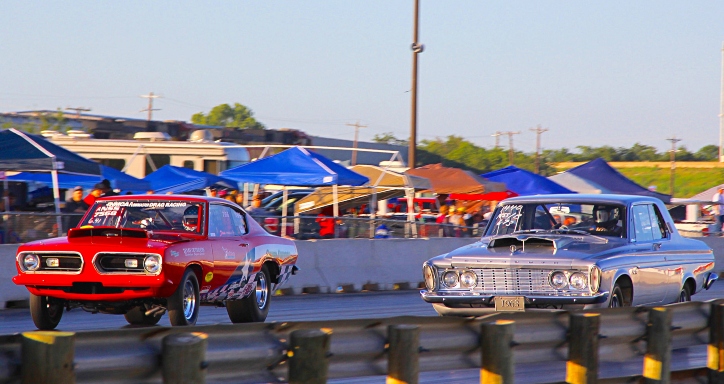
615;167;724;198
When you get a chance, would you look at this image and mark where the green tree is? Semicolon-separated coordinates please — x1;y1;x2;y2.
191;103;265;130
372;132;408;145
694;145;719;161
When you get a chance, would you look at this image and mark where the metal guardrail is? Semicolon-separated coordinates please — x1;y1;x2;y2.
2;300;723;383
0;212;482;244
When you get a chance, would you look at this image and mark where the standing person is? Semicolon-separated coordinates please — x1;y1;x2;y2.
99;179;119;197
245;195;265;216
63;186;89;230
83;183;104;206
714;187;724;232
316;207;335;239
436;205;449;237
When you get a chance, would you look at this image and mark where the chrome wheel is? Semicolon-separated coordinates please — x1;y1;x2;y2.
255;272;268;309
183;279;197;320
609;284;624;308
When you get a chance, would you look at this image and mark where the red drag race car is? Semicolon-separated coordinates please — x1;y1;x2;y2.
13;195;299;330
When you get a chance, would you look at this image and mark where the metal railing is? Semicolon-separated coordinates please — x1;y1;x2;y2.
2;300;722;383
0;212;483;243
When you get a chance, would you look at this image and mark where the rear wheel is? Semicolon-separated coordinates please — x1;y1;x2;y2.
124;306;162;326
30;294;64;330
227;264;272;323
609;284;625;308
677;284;692;303
168;269;200;326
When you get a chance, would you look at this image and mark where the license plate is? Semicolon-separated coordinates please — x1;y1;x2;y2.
494;296;525;312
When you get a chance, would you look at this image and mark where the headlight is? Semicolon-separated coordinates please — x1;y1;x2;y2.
589;266;601;293
22;254;40;271
569;272;587;290
441;271;459;288
460;270;477;288
143;255;162;274
550;271;567;289
423;264;436;291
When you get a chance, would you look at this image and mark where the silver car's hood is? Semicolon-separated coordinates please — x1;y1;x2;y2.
442;233;627;269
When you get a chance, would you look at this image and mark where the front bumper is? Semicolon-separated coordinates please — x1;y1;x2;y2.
13;273;171;301
420;290;609;306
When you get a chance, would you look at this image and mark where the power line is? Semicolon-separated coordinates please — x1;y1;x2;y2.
529;125;549;174
346;121;367;165
140;92;161;121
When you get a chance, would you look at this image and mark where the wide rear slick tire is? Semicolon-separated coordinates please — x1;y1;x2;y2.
227;264;272;323
124;307;162;326
30;294;64;330
167;269;200;326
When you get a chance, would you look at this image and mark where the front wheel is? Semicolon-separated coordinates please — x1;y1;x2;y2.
226;264;272;323
677;284;692;303
30;294;64;330
167;269;200;326
124;306;162;326
609;284;625;308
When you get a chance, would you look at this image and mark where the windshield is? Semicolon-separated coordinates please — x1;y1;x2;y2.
80;200;205;234
484;202;626;238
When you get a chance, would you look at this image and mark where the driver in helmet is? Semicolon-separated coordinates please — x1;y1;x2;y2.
592;205;622;235
183;205;200;232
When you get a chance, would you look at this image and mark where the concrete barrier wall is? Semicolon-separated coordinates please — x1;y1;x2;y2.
2;235;722;307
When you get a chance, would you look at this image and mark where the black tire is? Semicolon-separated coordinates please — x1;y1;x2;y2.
609;284;625;308
226;264;272;323
124;306;162;326
167;269;200;326
29;294;64;330
677;283;692;303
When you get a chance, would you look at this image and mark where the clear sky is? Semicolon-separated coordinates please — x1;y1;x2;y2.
1;1;723;153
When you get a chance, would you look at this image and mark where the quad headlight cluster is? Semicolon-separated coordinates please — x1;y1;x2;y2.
440;269;478;289
549;266;601;292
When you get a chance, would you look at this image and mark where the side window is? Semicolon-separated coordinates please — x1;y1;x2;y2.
228;206;248;235
647;205;667;240
632;205;654;242
208;205;223;237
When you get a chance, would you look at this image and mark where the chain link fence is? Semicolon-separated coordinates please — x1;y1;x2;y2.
0;212;484;244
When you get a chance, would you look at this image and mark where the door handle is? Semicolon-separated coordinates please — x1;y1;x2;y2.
631;267;639;275
653;243;662;251
239;243;248;247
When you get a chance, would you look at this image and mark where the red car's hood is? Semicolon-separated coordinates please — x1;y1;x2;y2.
21;227;196;250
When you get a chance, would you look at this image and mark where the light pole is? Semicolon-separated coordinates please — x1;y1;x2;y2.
667;136;681;197
409;0;423;168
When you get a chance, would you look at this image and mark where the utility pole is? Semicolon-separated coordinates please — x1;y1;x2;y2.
502;131;521;165
409;0;423;169
529;125;549;174
491;131;502;149
667;136;682;197
140;92;160;121
65;107;91;119
346;121;367;165
720;42;724;162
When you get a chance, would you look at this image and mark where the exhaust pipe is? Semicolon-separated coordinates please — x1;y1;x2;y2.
145;306;167;317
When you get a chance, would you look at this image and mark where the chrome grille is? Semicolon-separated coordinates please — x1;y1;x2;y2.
474;269;557;295
95;253;148;273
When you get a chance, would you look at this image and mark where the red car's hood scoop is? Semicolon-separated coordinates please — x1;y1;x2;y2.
68;227;148;239
68;227;195;244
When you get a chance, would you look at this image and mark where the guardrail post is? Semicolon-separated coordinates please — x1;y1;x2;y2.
567;313;599;384
387;324;420;384
21;331;75;384
709;301;724;382
480;320;515;384
289;329;331;384
643;307;671;384
162;332;208;384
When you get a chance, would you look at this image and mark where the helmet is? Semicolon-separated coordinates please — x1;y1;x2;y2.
183;205;200;232
594;206;618;224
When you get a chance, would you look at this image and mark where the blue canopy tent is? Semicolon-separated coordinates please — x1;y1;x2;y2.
8;165;151;194
0;128;102;233
221;147;369;221
482;166;575;196
143;165;238;194
567;158;671;203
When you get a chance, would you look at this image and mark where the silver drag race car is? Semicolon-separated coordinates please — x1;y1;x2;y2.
421;194;717;316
